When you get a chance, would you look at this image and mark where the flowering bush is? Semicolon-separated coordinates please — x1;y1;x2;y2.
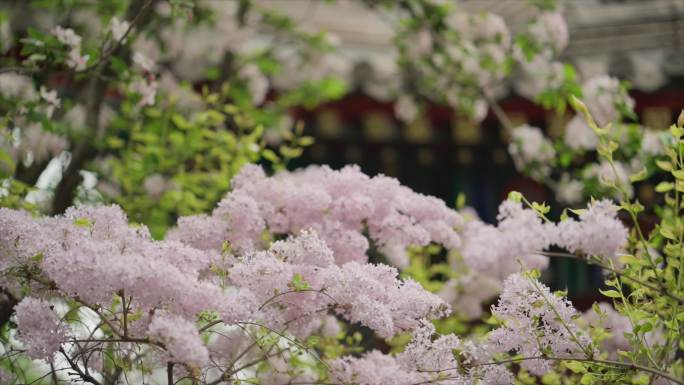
1;1;683;385
2;112;684;383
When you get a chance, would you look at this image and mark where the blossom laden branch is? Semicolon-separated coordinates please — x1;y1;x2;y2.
472;356;684;385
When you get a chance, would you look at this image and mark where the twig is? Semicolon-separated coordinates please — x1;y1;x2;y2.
167;362;174;385
60;347;103;385
78;0;155;74
482;91;514;133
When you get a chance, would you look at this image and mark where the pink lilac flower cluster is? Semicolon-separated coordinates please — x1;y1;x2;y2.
487;273;593;376
0;203;448;366
147;311;210;367
330;274;587;384
461;200;553;280
168;164;463;266
231;230;449;339
14;297;69;360
445;198;627;319
462;198;627;276
556;199;628;263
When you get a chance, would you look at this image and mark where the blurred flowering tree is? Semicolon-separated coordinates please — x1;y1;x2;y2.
0;0;344;236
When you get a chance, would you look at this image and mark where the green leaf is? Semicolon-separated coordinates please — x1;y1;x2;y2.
532;201;550;214
673;170;684;180
655;182;674;193
507;191;523;202
73;217;92;228
599;289;622;298
629;167;647;182
631;374;651;385
580;373;595;385
261;149;279;163
298;136;315;146
660;226;677;240
290;273;310;291
619;254;647;266
30;252;44;264
565;361;586;374
655;159;672;172
171;114;191;130
455;193;466;209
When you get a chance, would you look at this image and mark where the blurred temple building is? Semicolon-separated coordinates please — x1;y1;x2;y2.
277;0;684;300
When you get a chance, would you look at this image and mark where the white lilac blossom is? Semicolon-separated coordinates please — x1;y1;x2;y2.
51;26;81;47
329;323;515;384
425;12;511;116
640;129;665;156
508;124;556;180
528;12;569;54
394;95;419;123
514;55;565;101
564;114;598;151
129;78;158;107
133;51;155;72
582;75;635;127
52;26;89;70
554;174;585;205
168;164;463;265
513;12;569;100
39;86;60;118
556;199;628;262
14;297;69;360
0;73;38;101
17;124;67;163
158;71;205;113
329;324;469;385
584;160;634;198
239;63;269;105
109;17;130;42
142;173;172;199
